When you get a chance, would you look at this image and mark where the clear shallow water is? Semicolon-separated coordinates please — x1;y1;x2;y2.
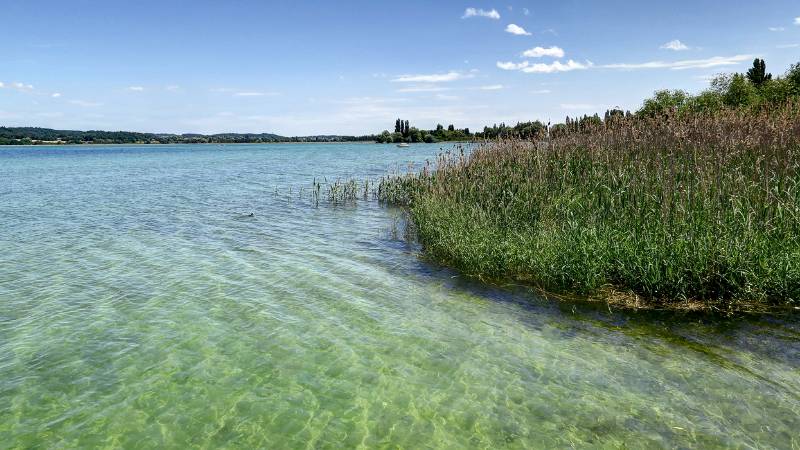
0;143;798;449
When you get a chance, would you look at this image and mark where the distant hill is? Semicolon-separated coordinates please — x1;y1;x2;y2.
0;126;377;145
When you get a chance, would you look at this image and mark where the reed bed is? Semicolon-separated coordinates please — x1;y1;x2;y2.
379;105;800;309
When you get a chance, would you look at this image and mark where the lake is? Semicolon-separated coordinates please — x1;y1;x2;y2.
1;143;798;448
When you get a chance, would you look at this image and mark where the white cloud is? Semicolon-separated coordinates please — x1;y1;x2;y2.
603;54;752;70
233;92;278;97
51;93;61;98
477;84;504;90
505;24;531;36
660;39;689;51
435;94;460;100
499;59;589;73
522;60;591;73
392;71;470;83
693;74;717;83
777;43;799;49
497;61;529;70
769;27;785;32
396;85;450;93
126;86;144;91
522;46;565;58
795;17;800;25
462;8;500;19
530;89;551;94
69;100;103;107
3;82;35;91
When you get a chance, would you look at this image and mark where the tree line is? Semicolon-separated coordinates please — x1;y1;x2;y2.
0;128;376;145
375;119;471;143
452;58;800;140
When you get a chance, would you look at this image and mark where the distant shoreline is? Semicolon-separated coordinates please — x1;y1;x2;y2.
0;140;476;148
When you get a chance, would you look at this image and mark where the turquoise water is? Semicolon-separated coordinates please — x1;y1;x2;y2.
1;143;798;448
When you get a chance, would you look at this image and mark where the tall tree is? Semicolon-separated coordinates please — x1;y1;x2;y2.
746;58;772;87
395;119;401;133
404;120;410;136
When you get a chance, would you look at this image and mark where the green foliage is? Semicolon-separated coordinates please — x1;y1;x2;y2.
684;90;724;114
637;90;690;117
787;63;800;96
634;59;800;116
377;119;472;143
380;106;800;308
477;121;546;139
723;74;759;107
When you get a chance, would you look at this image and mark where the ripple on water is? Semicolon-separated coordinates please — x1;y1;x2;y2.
0;143;798;448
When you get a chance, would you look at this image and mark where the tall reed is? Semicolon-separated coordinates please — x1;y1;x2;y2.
379;104;800;308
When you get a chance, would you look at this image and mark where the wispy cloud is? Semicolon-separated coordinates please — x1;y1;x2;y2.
499;59;590;74
126;86;144;91
69;100;103;107
51;93;61;98
769;26;785;32
603;54;752;70
522;46;565;58
396;85;450;93
233;92;278;97
693;74;718;83
505;24;531;36
523;60;590;73
660;39;689;51
165;85;180;91
497;61;528;70
795;17;800;25
477;84;504;90
777;43;799;49
435;94;460;100
392;71;471;83
0;81;35;92
530;89;551;94
462;8;500;19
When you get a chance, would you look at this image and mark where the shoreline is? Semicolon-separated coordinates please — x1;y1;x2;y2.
0;140;476;148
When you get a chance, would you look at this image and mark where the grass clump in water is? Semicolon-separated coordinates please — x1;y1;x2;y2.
379;105;800;310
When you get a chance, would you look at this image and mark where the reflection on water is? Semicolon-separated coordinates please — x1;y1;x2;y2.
0;144;798;448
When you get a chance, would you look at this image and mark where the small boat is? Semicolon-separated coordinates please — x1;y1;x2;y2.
396;143;410;148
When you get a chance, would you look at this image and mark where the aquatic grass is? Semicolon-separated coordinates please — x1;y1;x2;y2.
379;104;800;309
310;177;377;205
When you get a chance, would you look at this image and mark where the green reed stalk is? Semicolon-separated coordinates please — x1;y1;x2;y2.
379;103;800;309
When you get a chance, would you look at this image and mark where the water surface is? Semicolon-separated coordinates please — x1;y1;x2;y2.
1;143;798;448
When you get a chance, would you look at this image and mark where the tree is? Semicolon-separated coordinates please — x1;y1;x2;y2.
404;120;410;137
746;58;772;87
637;90;690;117
787;62;800;96
685;90;724;114
395;119;401;133
447;124;455;132
723;74;758;107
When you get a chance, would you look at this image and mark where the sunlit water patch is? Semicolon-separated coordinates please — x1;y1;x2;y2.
1;144;798;448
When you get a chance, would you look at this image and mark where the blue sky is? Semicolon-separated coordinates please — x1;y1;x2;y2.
1;0;799;135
